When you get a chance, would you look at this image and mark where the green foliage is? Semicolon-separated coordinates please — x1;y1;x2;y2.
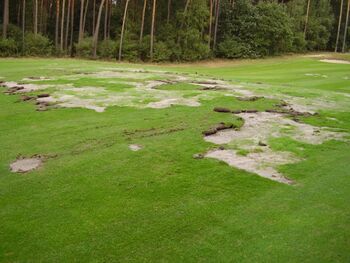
304;0;334;50
98;40;118;58
0;0;344;60
117;31;140;61
153;41;172;62
217;38;254;58
217;0;293;58
75;37;93;57
0;38;18;57
24;33;52;56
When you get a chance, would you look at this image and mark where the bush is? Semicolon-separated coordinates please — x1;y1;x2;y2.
98;39;117;58
217;0;293;58
76;37;93;57
118;31;140;61
217;38;256;58
291;32;307;52
153;41;172;62
0;38;18;57
24;33;52;56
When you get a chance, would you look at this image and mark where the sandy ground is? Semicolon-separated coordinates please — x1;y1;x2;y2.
203;112;346;184
10;158;42;173
319;59;350;64
129;144;143;151
205;149;296;184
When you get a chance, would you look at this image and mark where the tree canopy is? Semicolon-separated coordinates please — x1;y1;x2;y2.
1;0;349;61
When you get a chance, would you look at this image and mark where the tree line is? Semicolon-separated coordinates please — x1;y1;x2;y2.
1;0;350;61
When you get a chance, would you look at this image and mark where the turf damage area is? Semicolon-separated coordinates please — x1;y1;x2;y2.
0;55;349;262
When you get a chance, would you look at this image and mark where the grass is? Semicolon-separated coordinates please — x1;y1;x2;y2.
0;54;349;262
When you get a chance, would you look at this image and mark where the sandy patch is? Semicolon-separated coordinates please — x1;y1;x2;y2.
147;98;201;109
22;76;53;81
305;73;328;78
78;71;159;80
203;112;346;184
191;80;254;96
129;144;143;151
320;59;350;65
1;81;50;93
205;149;296;184
10;157;42;173
205;112;344;145
303;54;326;58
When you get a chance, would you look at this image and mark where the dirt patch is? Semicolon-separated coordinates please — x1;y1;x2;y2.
319;59;350;65
303;54;326;58
10;157;42;173
79;71;158;80
205;112;344;145
205;149;295;184
129;144;143;151
146;98;200;109
22;76;53;81
2;81;50;93
203;112;346;184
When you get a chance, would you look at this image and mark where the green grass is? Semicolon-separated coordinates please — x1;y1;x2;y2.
0;54;349;262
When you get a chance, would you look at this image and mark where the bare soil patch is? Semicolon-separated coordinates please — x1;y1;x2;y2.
319;59;350;65
203;112;346;184
205;149;295;184
10;157;42;173
129;144;143;151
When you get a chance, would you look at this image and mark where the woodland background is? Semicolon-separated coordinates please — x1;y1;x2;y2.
1;0;349;61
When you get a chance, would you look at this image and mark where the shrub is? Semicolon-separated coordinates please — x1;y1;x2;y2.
153;41;172;62
217;38;255;58
217;0;293;58
75;37;93;57
0;38;18;57
24;33;52;56
98;39;118;58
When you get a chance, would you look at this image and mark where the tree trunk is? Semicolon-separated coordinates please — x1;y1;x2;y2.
104;0;108;40
65;0;71;50
55;0;60;48
93;0;96;35
342;0;350;52
213;0;220;49
3;0;9;39
335;0;344;52
139;0;147;44
181;0;191;28
119;0;130;61
107;0;112;39
304;0;311;39
82;0;89;36
34;0;38;35
60;0;66;52
150;0;156;60
208;0;213;48
92;0;106;58
17;1;21;27
167;0;171;23
40;0;44;33
78;0;84;43
70;0;75;54
22;0;26;52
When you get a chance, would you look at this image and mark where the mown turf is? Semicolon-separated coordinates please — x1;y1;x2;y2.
0;55;349;262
